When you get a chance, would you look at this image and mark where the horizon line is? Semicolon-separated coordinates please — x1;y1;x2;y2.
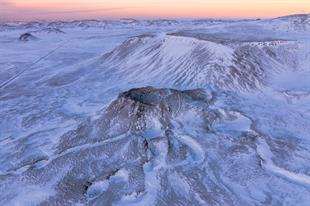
1;12;309;24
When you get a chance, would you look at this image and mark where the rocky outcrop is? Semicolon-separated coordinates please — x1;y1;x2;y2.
18;32;38;42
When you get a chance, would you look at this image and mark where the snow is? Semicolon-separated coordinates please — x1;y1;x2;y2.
214;111;253;137
257;138;310;186
1;15;310;205
176;134;205;164
7;186;54;206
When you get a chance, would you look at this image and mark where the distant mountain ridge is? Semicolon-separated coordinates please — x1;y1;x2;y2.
1;13;309;32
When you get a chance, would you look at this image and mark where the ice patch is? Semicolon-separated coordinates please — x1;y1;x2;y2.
111;168;129;182
214;111;253;137
85;180;109;200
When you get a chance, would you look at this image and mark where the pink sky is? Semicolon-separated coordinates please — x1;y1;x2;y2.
0;0;309;22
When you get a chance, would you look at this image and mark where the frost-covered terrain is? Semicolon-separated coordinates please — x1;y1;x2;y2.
0;14;310;206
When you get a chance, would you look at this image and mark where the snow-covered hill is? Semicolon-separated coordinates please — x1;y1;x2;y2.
99;33;298;91
267;14;310;32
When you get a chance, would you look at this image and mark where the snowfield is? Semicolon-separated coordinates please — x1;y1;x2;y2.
0;14;310;206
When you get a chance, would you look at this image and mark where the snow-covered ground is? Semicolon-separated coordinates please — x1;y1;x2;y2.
0;15;310;205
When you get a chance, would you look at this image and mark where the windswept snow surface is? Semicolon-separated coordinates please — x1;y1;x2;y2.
0;15;310;205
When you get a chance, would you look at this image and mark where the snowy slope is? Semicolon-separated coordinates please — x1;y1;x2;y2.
100;33;298;91
266;14;310;32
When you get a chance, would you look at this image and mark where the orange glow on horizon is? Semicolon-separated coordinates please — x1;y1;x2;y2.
1;0;309;21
